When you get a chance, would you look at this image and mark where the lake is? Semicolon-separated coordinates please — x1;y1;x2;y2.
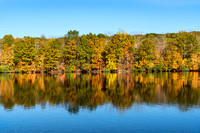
0;72;200;132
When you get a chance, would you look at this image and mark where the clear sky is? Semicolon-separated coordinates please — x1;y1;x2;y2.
0;0;200;38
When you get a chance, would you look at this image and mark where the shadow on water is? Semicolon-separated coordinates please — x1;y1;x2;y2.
1;72;200;113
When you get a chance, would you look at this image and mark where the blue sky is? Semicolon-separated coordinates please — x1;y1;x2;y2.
0;0;200;38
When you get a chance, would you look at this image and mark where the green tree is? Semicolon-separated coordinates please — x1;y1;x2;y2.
138;39;156;61
77;34;94;71
65;30;79;39
2;35;14;46
64;40;77;71
44;39;62;72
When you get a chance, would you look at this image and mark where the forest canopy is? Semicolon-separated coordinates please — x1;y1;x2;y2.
0;30;200;73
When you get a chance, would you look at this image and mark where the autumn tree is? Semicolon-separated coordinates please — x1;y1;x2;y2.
163;44;181;71
13;37;36;72
135;39;156;70
89;35;105;71
167;32;198;59
105;32;135;71
35;36;48;72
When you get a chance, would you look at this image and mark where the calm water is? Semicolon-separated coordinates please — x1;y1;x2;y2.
0;72;200;132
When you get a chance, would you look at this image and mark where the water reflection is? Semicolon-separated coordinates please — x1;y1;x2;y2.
1;72;200;113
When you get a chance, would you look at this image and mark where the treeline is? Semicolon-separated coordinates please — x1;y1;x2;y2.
0;30;200;73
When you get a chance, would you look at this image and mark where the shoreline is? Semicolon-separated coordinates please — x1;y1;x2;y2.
0;69;199;74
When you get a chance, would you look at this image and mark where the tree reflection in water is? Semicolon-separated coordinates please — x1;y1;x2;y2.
0;72;200;113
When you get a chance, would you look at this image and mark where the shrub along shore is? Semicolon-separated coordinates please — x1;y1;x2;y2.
1;30;200;74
